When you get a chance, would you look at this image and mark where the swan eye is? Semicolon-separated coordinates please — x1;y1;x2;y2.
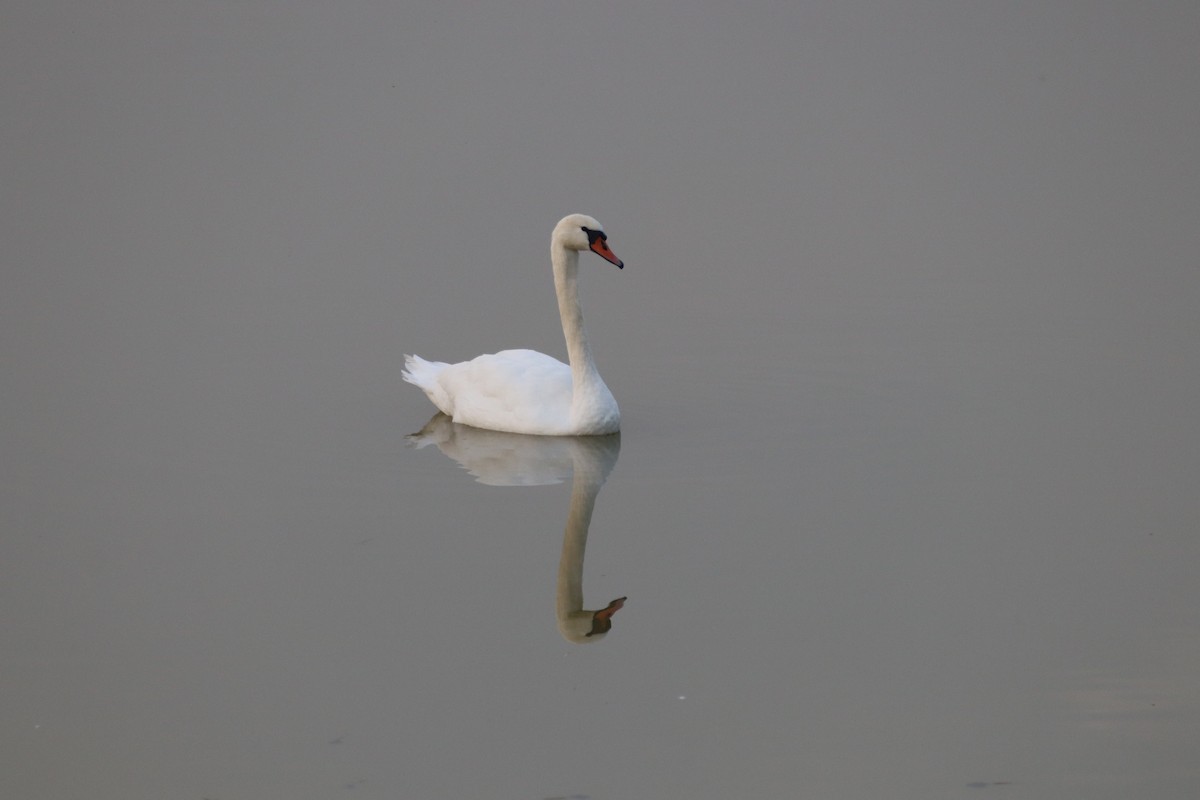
583;227;606;245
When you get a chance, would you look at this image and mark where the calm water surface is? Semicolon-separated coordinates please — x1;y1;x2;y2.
3;257;1195;798
3;3;1198;799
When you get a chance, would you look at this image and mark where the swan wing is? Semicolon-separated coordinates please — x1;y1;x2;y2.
430;349;574;435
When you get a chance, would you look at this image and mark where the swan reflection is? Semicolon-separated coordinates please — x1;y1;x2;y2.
408;413;626;642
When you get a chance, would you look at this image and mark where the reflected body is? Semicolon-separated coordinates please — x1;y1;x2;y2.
404;214;624;436
408;414;626;642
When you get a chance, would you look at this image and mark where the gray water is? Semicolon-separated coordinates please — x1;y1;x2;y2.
3;3;1198;799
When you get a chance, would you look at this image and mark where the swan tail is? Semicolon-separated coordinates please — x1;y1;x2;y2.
403;354;453;415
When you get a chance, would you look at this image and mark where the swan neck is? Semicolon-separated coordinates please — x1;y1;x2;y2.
551;243;601;389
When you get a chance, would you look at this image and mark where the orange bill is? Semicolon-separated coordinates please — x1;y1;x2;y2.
589;237;624;268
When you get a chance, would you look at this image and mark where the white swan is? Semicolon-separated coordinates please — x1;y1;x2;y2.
403;214;624;436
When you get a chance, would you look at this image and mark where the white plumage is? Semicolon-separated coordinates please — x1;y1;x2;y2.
403;214;624;435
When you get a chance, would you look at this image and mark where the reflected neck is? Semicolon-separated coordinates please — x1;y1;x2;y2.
556;462;601;639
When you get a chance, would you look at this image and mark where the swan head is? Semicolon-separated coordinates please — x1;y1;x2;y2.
553;213;624;269
559;596;628;643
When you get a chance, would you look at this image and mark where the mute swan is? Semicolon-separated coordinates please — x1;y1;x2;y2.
403;214;624;436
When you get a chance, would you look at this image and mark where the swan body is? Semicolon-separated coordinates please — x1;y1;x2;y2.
403;214;624;436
